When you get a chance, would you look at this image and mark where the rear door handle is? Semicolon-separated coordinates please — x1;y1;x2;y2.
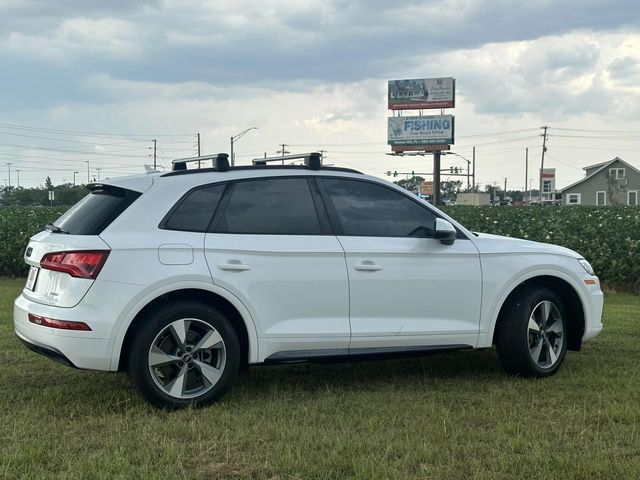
218;261;251;271
354;262;382;272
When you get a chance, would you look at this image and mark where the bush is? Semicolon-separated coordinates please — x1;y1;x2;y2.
0;207;65;277
442;205;640;290
1;205;639;290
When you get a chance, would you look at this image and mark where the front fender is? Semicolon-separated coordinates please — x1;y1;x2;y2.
478;263;591;348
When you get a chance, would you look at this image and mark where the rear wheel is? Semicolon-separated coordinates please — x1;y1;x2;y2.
496;286;567;377
128;301;240;408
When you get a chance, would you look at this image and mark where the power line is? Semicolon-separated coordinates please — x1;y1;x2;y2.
0;122;192;139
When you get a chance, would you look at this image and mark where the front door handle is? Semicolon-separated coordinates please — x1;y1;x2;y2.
218;261;251;271
354;262;382;272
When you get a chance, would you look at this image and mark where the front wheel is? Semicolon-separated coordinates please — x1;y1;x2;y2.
496;286;567;377
128;301;240;408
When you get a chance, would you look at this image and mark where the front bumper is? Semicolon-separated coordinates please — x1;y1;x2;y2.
582;284;604;342
14;294;115;370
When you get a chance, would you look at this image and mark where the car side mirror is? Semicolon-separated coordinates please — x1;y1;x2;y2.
434;218;456;246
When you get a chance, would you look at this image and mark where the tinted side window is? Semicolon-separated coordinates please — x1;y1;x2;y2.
163;184;225;232
216;178;321;235
321;178;436;237
54;186;141;235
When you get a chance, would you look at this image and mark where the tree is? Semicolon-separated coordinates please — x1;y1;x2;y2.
44;176;53;190
441;180;462;199
394;176;425;194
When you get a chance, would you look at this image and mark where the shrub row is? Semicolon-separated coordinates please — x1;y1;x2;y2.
1;205;639;289
442;205;640;290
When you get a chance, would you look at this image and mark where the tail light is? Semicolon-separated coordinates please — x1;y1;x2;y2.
40;250;110;279
28;313;92;331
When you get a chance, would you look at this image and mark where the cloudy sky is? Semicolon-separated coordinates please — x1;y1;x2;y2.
1;0;640;190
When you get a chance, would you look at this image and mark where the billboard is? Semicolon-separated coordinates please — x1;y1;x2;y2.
388;115;454;146
388;77;455;110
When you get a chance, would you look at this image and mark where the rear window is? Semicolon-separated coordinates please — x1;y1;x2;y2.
52;186;141;235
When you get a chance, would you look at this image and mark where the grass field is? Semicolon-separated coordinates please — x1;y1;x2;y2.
1;277;639;479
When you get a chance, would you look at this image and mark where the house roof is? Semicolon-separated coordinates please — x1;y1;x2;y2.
560;157;640;192
582;158;622;171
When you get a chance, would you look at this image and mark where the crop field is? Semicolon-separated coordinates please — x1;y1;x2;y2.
1;278;639;479
1;205;639;290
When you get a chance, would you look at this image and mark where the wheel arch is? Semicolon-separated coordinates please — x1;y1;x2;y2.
112;284;259;371
490;274;586;352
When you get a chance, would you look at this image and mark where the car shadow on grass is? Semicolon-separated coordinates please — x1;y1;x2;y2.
5;348;507;413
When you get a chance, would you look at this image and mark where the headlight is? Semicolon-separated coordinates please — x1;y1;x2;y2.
578;258;595;276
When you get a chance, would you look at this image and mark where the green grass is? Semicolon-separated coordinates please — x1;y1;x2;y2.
1;277;639;479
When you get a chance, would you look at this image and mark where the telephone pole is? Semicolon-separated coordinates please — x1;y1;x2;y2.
153;139;157;170
6;163;11;188
278;144;290;165
539;125;548;203
197;133;201;168
524;147;528;203
472;146;476;191
16;169;20;188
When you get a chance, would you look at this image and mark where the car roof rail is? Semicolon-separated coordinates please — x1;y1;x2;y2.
252;152;322;170
172;153;230;172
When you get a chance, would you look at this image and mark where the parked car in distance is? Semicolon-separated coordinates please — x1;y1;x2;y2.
14;153;603;408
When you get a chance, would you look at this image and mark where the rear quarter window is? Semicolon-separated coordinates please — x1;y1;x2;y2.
53;186;141;235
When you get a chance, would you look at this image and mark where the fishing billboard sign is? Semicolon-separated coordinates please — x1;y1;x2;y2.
387;115;454;146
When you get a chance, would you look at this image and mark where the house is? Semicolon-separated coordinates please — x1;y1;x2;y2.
560;157;640;206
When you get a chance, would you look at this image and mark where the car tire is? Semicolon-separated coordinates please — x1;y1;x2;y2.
128;301;240;408
495;286;567;377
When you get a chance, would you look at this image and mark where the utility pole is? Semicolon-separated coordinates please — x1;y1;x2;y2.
96;168;102;181
153;139;157;170
278;144;289;165
524;147;528;203
539;125;548;204
16;169;20;188
504;178;507;197
197;133;201;168
7;163;11;188
472;146;476;191
86;161;90;183
73;171;79;186
433;151;441;205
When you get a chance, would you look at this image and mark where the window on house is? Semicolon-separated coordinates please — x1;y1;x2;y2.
609;168;625;179
629;191;638;207
567;193;581;205
596;191;606;206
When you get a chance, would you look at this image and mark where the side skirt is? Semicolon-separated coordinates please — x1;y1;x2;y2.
263;344;473;365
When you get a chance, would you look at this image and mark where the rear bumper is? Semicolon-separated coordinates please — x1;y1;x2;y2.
14;294;115;370
15;330;77;368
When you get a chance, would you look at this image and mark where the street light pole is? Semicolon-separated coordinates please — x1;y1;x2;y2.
86;161;90;183
230;127;258;166
96;168;102;181
7;163;11;188
16;169;20;188
73;171;79;186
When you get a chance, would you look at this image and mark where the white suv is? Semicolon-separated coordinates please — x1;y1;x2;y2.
14;153;603;408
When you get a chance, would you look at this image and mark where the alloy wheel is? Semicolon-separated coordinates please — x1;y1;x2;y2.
528;300;564;369
148;318;226;399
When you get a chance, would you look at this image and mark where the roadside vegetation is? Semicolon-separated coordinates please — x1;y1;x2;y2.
1;278;639;478
1;205;639;290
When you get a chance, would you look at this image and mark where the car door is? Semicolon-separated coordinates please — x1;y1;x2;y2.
204;176;350;361
318;177;482;351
